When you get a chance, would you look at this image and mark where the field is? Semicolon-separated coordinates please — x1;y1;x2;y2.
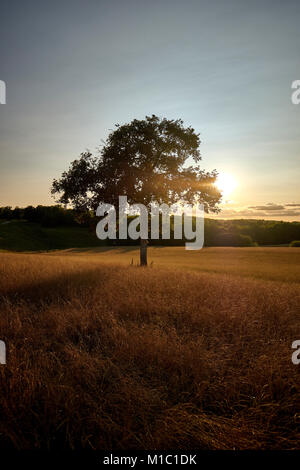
0;247;299;449
51;246;300;282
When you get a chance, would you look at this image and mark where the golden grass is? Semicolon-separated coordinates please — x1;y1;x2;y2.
0;249;299;449
47;246;300;283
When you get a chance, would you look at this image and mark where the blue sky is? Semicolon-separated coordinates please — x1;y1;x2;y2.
0;0;299;219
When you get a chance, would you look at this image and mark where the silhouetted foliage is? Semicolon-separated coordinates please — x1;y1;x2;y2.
51;115;221;212
0;205;80;227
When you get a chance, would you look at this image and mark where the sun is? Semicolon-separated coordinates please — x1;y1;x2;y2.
216;172;237;197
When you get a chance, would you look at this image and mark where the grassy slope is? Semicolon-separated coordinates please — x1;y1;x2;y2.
0;221;103;251
0;250;299;450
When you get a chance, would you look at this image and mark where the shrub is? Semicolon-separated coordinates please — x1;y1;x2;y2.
290;240;300;247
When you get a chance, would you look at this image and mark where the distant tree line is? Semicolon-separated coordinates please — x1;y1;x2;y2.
204;219;300;246
0;205;88;228
1;205;300;246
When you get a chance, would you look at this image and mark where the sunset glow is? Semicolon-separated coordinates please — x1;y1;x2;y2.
216;173;237;198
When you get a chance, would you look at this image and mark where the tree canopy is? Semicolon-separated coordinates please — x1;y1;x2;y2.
51;115;221;214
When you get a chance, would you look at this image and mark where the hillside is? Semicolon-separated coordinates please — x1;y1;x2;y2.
0;221;103;251
1;213;300;252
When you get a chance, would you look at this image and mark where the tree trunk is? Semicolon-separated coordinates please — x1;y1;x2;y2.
140;238;148;266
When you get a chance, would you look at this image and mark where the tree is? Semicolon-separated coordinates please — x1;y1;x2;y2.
51;115;221;265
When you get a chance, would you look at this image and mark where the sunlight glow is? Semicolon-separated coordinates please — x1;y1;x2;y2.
216;172;237;197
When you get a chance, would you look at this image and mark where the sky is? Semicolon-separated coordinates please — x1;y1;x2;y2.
0;0;299;220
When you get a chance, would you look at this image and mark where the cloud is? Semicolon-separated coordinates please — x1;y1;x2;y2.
248;203;285;211
213;202;300;220
258;210;300;217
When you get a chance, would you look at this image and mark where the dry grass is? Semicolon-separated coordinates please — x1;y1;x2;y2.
0;250;299;450
48;246;300;283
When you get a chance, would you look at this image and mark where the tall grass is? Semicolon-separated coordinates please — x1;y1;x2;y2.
0;252;299;449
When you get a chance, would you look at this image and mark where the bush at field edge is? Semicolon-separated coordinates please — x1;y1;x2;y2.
289;240;300;247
